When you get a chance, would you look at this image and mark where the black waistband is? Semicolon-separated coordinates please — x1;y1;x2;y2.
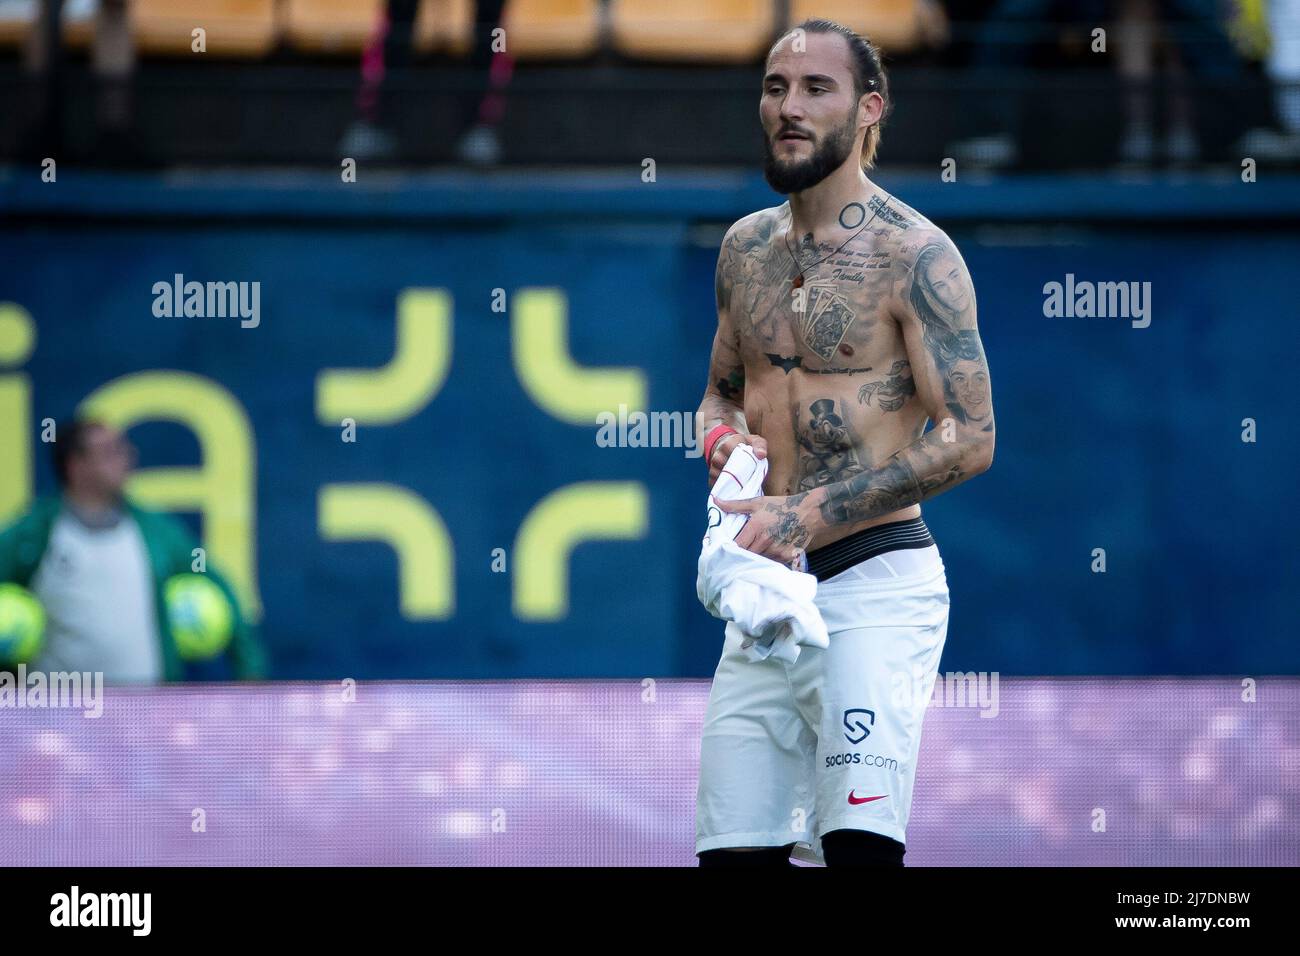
805;516;935;582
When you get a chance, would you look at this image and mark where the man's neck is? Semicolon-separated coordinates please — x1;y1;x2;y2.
62;490;124;529
787;164;881;242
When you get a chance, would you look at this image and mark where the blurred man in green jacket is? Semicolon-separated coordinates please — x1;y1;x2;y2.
0;420;265;682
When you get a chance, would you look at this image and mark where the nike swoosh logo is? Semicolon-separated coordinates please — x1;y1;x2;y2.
847;791;888;806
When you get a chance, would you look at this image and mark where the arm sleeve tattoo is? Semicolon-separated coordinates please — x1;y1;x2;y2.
809;229;995;529
697;230;750;444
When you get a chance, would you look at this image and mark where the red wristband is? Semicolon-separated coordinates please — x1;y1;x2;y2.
704;424;740;464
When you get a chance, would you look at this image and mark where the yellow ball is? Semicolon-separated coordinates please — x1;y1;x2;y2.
0;582;46;665
164;574;234;662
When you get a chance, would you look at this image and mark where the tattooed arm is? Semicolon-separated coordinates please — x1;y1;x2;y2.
806;228;994;531
718;227;994;560
697;227;768;481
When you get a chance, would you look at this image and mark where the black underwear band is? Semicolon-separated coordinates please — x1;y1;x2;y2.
805;516;934;583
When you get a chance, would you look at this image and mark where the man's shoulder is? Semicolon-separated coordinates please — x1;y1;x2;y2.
873;194;956;259
721;204;788;252
0;497;61;538
0;498;62;582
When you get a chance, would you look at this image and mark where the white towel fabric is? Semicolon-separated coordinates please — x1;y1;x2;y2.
695;443;830;664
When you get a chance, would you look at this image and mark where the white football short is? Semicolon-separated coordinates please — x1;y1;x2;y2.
695;534;949;865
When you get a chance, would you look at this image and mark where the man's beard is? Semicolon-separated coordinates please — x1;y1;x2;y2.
763;113;857;194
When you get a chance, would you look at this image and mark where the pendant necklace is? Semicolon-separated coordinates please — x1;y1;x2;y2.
784;198;888;290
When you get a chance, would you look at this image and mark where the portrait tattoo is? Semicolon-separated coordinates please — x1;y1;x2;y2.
910;242;991;424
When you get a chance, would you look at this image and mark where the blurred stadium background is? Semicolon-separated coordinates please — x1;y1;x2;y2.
0;0;1297;865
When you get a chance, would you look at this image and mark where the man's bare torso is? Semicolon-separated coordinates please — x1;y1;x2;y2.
718;195;938;548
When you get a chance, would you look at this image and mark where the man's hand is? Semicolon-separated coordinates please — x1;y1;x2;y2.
707;432;768;484
714;492;815;568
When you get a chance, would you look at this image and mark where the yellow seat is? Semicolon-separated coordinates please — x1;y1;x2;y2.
609;0;775;64
415;0;471;56
418;0;598;60
0;0;96;52
134;0;280;57
787;0;928;56
285;0;385;55
0;0;34;51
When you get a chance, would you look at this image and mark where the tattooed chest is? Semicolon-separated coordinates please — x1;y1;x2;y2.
733;255;896;372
